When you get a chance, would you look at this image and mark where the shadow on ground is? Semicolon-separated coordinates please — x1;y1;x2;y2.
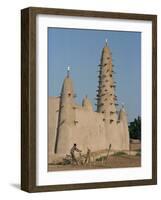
10;183;20;190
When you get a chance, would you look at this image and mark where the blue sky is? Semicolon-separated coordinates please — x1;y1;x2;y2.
48;28;141;122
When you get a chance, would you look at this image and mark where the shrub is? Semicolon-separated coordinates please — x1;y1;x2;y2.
96;156;107;161
112;151;127;156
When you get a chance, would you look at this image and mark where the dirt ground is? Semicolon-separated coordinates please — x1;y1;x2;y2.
48;155;141;172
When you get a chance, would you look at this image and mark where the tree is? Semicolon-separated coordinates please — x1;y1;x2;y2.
128;116;141;140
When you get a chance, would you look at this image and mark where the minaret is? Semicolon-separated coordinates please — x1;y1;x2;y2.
118;104;130;150
82;95;93;111
96;40;117;123
55;66;75;154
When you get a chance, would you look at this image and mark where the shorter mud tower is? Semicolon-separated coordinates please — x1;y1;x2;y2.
51;41;129;157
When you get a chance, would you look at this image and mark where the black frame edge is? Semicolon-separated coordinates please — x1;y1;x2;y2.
21;8;30;192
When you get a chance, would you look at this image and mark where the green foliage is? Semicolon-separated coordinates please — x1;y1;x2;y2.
112;151;127;156
128;116;141;140
96;156;107;161
136;152;141;156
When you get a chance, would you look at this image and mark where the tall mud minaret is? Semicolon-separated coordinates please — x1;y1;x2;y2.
96;40;122;150
55;66;76;154
96;39;117;123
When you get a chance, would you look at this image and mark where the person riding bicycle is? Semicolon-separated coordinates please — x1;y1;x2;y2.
70;143;82;165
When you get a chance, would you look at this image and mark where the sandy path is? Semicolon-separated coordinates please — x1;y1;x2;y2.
48;155;141;172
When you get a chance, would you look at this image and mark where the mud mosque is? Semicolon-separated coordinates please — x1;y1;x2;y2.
48;40;130;162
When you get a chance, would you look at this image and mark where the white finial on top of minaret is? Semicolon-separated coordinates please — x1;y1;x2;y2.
105;38;108;46
121;102;125;111
67;65;70;77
